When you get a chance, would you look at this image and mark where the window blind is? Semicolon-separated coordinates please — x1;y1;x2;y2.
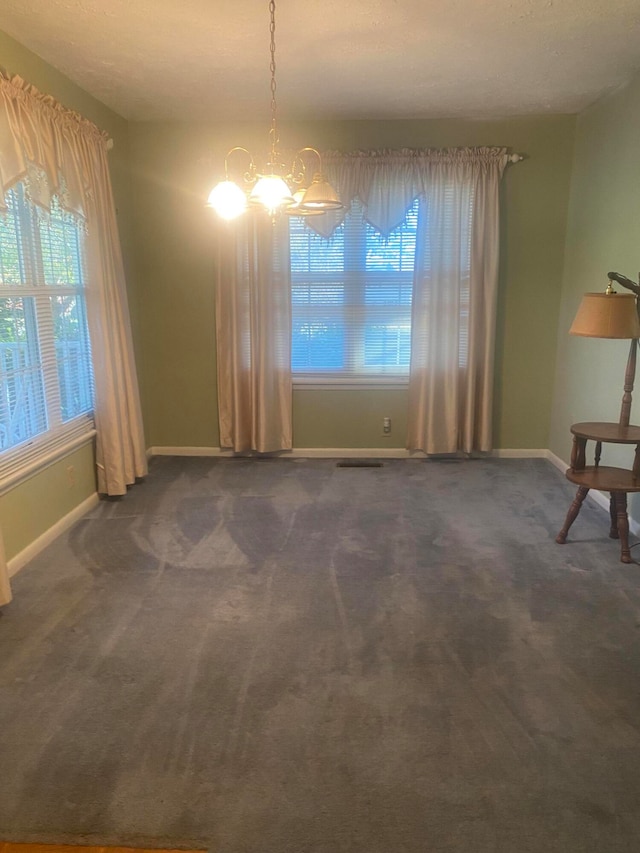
290;198;419;381
0;183;94;483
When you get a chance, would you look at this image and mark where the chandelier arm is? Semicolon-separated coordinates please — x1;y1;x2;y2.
296;147;323;167
224;146;256;183
291;147;323;183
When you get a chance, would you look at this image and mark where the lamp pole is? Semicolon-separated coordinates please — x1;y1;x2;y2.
608;272;640;428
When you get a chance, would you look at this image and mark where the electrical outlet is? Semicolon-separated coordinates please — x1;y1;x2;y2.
66;465;75;488
383;417;391;434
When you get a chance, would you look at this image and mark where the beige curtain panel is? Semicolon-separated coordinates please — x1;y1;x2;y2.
407;149;508;454
215;216;292;453
0;74;147;603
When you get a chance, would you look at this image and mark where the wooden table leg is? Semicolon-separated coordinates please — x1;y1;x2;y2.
609;494;619;539
612;491;633;563
571;436;587;470
595;441;602;467
556;485;590;544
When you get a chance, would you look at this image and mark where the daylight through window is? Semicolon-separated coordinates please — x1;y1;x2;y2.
0;183;94;472
290;198;420;381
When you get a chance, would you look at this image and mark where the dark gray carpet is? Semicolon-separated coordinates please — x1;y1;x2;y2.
2;456;640;852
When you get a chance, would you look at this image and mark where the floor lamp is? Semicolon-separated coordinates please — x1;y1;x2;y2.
557;276;640;563
569;277;640;427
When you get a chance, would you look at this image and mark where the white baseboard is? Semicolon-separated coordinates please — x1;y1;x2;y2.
8;492;100;578
544;449;568;473
150;446;557;460
289;447;419;458
149;445;421;458
150;446;228;457
492;448;550;459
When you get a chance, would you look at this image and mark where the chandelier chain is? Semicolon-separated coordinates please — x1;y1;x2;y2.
269;0;279;165
206;0;343;218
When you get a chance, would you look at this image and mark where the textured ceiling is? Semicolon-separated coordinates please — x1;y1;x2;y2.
1;0;640;122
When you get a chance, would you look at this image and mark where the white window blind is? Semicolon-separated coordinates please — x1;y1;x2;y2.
290;198;419;381
0;182;94;481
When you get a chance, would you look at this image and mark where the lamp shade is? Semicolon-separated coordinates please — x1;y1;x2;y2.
298;173;343;211
569;292;640;339
285;188;325;217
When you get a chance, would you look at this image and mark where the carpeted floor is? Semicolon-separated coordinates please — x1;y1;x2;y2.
2;456;640;852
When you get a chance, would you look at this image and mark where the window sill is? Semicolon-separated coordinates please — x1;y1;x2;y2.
293;376;409;391
0;429;96;496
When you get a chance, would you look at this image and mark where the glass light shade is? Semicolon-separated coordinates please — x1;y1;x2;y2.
298;173;343;211
206;180;247;220
249;175;294;214
570;292;640;339
285;188;326;217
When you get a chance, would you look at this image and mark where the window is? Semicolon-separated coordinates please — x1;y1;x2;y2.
0;182;93;477
290;198;420;381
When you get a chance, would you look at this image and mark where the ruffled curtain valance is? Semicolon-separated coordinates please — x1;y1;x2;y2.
0;73;107;217
306;147;509;238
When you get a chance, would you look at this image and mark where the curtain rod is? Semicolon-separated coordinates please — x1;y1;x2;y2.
107;139;517;158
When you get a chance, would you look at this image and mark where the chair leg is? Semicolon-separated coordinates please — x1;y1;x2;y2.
556;486;589;544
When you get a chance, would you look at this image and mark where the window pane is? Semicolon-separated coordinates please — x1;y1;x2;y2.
52;295;93;421
364;320;412;370
365;277;413;306
290;198;419;376
0;181;94;470
290;218;344;273
0;189;27;286
292;282;344;305
39;197;84;286
366;199;419;273
0;296;47;450
292;318;344;371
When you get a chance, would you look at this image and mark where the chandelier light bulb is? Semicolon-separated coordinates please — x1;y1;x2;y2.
206;180;247;220
249;175;294;215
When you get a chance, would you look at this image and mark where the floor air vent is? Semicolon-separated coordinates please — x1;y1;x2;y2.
337;460;384;468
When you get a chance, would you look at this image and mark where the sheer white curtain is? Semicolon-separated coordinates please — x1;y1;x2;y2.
407;149;508;453
311;148;508;454
215;216;292;452
0;74;147;604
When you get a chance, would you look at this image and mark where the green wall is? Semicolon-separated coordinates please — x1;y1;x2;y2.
130;115;575;450
549;68;640;475
1;443;96;560
0;31;135;561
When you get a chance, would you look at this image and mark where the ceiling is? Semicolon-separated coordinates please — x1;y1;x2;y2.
2;0;640;122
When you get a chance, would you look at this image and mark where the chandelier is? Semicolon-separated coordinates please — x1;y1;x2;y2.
206;0;343;220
